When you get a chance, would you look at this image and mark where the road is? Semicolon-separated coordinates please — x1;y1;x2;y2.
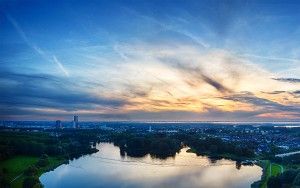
275;151;300;157
10;173;23;183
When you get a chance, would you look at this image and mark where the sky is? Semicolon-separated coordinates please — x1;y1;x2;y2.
0;0;300;121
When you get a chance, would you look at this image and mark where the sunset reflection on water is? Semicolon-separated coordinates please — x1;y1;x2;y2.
40;143;262;188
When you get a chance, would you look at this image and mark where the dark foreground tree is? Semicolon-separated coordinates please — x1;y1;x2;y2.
22;176;42;188
267;176;281;188
293;172;300;187
24;165;38;176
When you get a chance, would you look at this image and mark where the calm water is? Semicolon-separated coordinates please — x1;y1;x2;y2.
40;143;262;188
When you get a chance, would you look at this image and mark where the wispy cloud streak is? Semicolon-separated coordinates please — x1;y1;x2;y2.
273;78;300;83
5;14;69;77
239;53;300;63
53;56;69;77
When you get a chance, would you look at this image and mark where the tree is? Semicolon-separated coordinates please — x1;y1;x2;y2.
37;158;49;167
267;176;281;188
209;145;218;153
41;154;49;159
293;172;300;187
22;176;42;188
24;165;38;176
0;174;9;188
280;169;298;185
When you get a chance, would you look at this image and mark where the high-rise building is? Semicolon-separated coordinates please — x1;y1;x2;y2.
73;115;79;128
55;120;62;129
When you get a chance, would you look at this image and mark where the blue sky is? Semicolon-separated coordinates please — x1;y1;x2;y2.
1;0;300;121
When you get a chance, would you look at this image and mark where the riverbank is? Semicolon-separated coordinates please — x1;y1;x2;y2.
0;155;67;188
251;160;284;188
185;148;286;188
186;148;251;161
0;129;102;187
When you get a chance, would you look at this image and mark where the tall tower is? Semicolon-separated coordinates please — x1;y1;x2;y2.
73;115;79;128
55;120;62;129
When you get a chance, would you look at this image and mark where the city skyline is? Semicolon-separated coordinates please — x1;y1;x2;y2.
1;0;300;121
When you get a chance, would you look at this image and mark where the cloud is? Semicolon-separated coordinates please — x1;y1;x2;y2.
0;70;128;120
5;14;70;77
53;56;70;77
81;43;299;120
1;35;300;120
122;7;208;48
221;92;300;114
171;62;231;93
240;53;300;63
261;91;286;95
273;78;300;83
0;106;132;121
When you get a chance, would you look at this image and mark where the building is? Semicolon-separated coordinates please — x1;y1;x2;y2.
55;120;62;129
73;115;79;128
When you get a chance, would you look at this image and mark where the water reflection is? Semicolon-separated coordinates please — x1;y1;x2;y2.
40;143;262;188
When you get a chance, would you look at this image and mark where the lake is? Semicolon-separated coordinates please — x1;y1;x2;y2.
40;143;262;188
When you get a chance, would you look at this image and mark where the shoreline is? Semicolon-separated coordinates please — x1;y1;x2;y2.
186;147;253;162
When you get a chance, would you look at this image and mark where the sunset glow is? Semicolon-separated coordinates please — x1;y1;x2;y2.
1;0;300;121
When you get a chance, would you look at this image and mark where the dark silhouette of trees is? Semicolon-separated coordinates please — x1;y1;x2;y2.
293;172;300;187
110;132;255;159
22;176;42;188
24;165;38;176
184;136;255;159
267;176;282;188
111;133;182;159
267;169;300;188
0;168;9;188
0;130;101;161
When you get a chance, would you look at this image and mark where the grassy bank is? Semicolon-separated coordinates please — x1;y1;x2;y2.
254;160;284;188
0;155;66;188
185;150;285;188
270;163;283;176
0;156;38;188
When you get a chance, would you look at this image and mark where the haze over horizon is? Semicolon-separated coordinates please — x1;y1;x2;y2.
1;0;300;121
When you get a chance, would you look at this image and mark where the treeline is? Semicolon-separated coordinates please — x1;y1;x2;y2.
268;169;300;188
111;132;255;159
0;132;59;160
184;136;255;159
266;154;300;188
0;130;101;161
22;154;51;188
0;130;109;188
111;133;182;158
271;154;300;167
0;154;50;188
0;129;256;161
